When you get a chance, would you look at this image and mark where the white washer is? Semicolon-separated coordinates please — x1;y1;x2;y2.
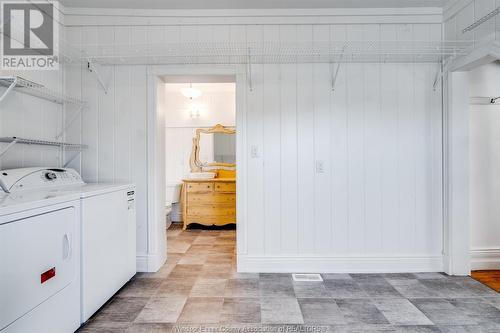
0;168;82;333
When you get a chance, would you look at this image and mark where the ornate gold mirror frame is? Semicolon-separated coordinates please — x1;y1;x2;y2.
189;124;236;172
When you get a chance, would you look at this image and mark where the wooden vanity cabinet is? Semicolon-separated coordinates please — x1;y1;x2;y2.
181;178;236;230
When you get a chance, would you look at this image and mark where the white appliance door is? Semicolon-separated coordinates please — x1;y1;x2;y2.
82;189;136;322
0;207;78;331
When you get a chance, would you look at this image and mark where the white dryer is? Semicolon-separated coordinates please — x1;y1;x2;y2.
0;168;82;333
32;169;137;323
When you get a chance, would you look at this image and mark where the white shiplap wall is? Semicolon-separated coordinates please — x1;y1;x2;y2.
0;18;79;172
67;15;444;272
0;70;68;170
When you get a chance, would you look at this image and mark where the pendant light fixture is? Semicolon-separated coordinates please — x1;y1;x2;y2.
181;83;202;99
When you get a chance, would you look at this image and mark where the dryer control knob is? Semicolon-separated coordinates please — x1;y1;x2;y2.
45;172;57;180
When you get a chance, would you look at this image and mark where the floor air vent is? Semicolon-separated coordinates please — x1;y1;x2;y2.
292;273;323;282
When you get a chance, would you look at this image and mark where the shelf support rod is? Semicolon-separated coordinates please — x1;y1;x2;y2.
0;138;18;159
433;62;443;91
55;103;85;140
63;151;81;168
87;60;108;94
0;77;18;104
331;45;346;92
462;6;500;33
247;47;253;92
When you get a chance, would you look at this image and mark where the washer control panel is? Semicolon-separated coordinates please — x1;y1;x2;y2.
0;168;85;193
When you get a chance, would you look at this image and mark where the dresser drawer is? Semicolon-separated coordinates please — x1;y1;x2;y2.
186;182;214;193
187;205;236;217
189;193;235;204
214;182;236;193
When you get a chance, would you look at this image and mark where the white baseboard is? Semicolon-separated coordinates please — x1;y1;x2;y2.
237;255;443;273
470;248;500;270
136;252;167;273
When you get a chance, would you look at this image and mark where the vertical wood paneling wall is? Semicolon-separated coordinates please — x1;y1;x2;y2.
0;70;66;170
0;21;78;172
67;18;444;271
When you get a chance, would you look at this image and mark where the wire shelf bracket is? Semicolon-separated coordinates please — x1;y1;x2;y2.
63;151;82;168
0;138;18;159
87;60;108;94
247;47;253;92
330;45;346;91
492;96;500;104
0;76;18;104
463;6;500;33
433;62;443;91
56;103;86;140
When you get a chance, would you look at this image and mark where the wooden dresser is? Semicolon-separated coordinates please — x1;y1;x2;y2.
181;178;236;230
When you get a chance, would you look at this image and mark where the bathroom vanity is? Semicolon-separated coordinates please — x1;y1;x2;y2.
181;178;236;229
181;124;237;230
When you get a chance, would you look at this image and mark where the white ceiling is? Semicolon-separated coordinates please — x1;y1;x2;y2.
61;0;451;10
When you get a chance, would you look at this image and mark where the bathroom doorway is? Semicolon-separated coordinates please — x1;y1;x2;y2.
161;75;238;276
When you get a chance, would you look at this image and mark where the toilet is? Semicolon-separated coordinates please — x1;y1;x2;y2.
166;183;183;228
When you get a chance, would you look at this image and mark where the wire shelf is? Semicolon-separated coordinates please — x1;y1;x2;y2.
0;76;85;105
0;137;87;150
80;40;474;65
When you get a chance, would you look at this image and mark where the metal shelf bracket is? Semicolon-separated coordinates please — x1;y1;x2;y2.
56;103;85;140
247;47;253;92
330;45;346;92
0;76;18;104
492;96;500;104
87;60;108;94
0;138;18;159
433;62;443;91
463;7;500;33
63;151;81;168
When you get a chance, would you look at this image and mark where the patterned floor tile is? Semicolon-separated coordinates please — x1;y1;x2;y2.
220;297;261;323
177;297;224;323
373;299;432;325
225;279;260;297
135;297;187;323
298;298;346;325
190;278;227;297
409;298;477;325
336;299;389;325
324;279;369;299
260;297;304;324
84;223;499;332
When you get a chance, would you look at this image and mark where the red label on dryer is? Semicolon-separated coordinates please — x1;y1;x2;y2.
41;267;56;284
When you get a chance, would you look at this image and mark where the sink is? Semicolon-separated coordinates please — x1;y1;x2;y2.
188;172;216;180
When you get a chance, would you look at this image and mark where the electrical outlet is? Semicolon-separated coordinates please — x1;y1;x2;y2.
315;161;325;173
251;145;259;158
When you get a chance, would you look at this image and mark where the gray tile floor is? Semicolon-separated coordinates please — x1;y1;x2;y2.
79;225;500;333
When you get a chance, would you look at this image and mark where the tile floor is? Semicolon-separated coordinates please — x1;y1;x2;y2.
79;224;500;333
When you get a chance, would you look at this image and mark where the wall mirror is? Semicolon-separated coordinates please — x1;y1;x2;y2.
190;124;236;172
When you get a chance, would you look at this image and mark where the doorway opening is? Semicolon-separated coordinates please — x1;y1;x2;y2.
161;75;237;275
468;61;500;291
